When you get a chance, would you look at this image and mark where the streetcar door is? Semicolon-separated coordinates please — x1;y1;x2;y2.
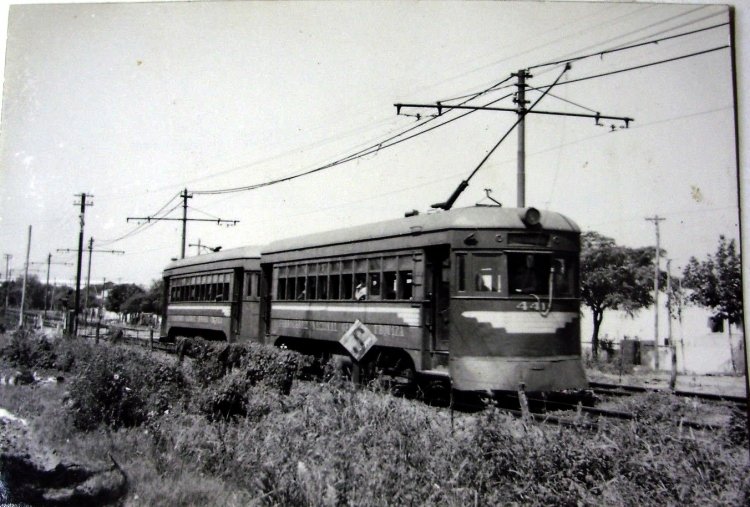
260;264;273;343
425;245;451;353
231;268;243;340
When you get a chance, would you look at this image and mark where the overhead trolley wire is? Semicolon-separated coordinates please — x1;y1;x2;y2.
192;76;517;196
530;45;729;92
528;21;728;70
178;21;730;200
98;191;182;246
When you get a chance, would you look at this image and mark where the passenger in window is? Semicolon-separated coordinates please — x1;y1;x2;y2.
476;274;491;292
355;282;368;301
297;288;306;300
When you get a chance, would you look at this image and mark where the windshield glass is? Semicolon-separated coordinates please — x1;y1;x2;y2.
507;252;577;296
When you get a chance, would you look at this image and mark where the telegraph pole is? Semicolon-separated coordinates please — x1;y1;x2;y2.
83;238;124;320
30;254;73;319
645;215;665;370
73;193;93;336
3;254;11;321
667;259;677;390
181;188;192;259
513;69;531;208
59;239;124;323
19;226;32;328
395;69;633;209
127;188;238;260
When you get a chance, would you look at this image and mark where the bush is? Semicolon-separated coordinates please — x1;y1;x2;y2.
0;329;58;369
197;343;315;420
68;344;188;430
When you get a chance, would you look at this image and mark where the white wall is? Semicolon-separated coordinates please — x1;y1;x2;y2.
581;305;744;375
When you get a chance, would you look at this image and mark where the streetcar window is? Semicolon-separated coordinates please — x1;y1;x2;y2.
250;273;255;297
369;272;381;298
330;273;340;299
296;276;306;300
354;272;367;300
508;253;550;295
473;254;504;293
456;254;466;292
341;273;352;299
317;275;328;299
307;275;316;300
384;271;397;300
277;275;286;300
552;256;577;297
286;277;295;301
398;270;413;299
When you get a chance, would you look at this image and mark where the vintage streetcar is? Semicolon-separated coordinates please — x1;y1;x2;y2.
161;206;587;394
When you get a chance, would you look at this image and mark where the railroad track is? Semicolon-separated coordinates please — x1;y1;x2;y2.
589;381;747;409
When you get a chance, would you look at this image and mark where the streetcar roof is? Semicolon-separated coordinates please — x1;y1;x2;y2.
262;206;579;255
163;245;261;272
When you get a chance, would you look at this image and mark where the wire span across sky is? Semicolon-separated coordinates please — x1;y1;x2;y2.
0;1;739;286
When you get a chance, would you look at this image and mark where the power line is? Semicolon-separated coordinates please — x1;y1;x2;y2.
528;21;728;70
192;80;517;196
530;45;729;92
432;65;571;210
190;45;727;199
98;191;182;246
127;189;240;259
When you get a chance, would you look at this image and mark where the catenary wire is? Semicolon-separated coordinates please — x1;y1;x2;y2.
529;45;729;93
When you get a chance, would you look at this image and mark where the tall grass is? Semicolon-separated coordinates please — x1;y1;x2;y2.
1;330;748;506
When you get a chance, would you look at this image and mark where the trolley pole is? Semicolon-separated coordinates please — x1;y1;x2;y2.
514;69;531;208
645;215;665;370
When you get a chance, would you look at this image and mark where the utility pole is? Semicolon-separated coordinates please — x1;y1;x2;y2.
30;254;73;319
83;238;124;320
3;254;11;321
513;69;531;208
127;188;238;260
667;259;677;390
19;225;32;328
395;70;633;209
181;188;191;259
59;240;124;323
72;193;93;336
645;215;665;370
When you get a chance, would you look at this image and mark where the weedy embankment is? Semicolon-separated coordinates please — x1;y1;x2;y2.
0;330;748;506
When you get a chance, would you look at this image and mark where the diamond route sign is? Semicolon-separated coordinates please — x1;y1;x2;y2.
339;319;377;362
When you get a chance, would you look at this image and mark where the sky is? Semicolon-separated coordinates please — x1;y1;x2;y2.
0;0;745;289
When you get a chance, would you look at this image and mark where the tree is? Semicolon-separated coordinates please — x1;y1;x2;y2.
141;279;164;314
682;235;743;327
105;283;146;313
580;231;658;359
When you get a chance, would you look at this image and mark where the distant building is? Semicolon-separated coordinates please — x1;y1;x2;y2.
581;305;744;375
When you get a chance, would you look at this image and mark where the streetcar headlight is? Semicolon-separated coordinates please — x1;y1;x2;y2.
521;207;541;227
